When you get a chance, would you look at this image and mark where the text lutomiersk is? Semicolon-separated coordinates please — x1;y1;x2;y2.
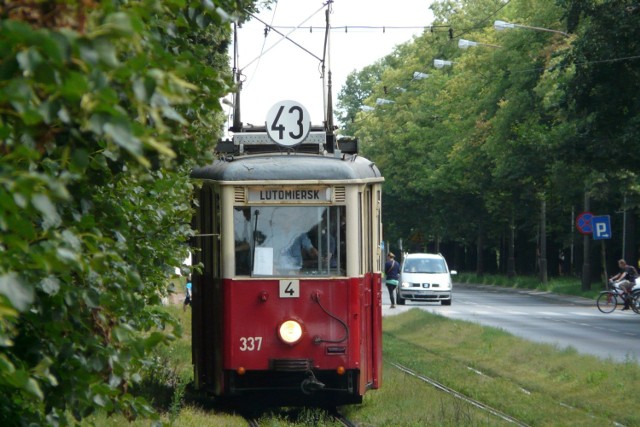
258;189;320;201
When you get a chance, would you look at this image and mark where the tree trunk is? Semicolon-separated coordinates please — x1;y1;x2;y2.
508;214;516;278
476;230;484;276
539;198;548;283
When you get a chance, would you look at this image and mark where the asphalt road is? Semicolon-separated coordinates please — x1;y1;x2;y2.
382;282;640;363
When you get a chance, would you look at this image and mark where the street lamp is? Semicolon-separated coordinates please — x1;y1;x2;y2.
433;59;454;69
360;105;375;112
376;98;395;105
458;39;501;49
494;20;568;36
413;71;430;80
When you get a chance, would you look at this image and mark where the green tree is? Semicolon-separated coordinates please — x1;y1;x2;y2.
0;0;255;423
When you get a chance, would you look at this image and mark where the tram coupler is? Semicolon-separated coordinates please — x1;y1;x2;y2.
301;370;325;394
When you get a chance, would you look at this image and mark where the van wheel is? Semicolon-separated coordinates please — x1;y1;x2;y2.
396;289;406;305
441;298;452;306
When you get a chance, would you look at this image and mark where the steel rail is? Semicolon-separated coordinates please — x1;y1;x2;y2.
328;407;357;427
389;361;530;427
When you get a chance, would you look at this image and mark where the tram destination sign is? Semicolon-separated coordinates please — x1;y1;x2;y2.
248;187;332;203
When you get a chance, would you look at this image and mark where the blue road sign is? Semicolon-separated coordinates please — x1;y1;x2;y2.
592;215;611;240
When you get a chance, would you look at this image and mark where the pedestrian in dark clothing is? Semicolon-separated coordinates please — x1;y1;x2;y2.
183;276;192;312
385;252;400;308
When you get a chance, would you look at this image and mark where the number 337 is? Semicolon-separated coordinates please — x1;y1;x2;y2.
239;336;262;351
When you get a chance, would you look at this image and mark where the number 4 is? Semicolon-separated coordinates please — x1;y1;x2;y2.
284;281;295;296
279;279;299;298
271;106;285;139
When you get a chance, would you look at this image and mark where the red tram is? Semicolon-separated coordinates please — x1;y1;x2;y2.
190;124;384;406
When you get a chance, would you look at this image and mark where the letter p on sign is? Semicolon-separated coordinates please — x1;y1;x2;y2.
592;215;611;240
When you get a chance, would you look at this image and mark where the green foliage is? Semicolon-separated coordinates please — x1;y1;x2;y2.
337;0;640;273
0;0;253;424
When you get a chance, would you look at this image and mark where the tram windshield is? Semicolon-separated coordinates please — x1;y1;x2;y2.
234;206;346;277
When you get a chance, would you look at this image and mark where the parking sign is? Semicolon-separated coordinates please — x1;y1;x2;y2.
592;215;611;240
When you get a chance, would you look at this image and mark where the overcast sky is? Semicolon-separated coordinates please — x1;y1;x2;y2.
227;0;435;129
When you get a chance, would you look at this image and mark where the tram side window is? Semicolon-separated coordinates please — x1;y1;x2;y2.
197;186;221;279
233;205;346;277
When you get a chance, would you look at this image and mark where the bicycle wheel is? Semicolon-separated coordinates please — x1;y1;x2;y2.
597;291;617;313
630;291;640;314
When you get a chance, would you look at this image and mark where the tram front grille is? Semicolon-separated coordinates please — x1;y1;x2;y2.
270;359;313;372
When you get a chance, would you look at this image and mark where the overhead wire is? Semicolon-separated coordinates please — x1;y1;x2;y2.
352;1;514;116
243;0;280;89
239;0;512;42
233;2;337;128
267;24;448;32
347;0;639;127
239;0;578;124
241;4;326;71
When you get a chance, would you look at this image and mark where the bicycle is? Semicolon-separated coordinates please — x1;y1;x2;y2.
596;280;640;314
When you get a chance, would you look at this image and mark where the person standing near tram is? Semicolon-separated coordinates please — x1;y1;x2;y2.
385;252;400;308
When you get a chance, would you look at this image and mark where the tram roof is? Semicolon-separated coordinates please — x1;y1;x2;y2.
191;153;383;183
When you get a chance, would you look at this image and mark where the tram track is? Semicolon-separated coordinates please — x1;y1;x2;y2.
241;406;356;427
327;406;358;427
389;361;530;427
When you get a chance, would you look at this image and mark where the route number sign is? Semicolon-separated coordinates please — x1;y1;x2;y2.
279;279;300;298
266;100;311;147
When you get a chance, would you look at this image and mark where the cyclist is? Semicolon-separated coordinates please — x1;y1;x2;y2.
610;259;638;310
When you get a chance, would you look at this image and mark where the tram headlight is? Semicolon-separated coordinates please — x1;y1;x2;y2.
278;320;303;345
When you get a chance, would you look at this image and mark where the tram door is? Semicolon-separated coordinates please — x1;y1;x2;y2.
362;186;376;387
192;185;222;392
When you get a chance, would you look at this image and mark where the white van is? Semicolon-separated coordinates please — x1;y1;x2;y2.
397;253;456;306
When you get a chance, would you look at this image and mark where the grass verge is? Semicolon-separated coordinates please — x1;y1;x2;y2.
86;304;639;426
456;273;604;299
361;308;640;426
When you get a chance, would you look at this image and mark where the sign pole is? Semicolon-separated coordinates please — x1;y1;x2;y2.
591;214;612;288
581;192;591;291
601;240;608;289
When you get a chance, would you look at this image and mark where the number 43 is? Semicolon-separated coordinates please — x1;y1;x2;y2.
271;105;304;140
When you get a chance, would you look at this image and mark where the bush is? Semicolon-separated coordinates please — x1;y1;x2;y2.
0;1;252;423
